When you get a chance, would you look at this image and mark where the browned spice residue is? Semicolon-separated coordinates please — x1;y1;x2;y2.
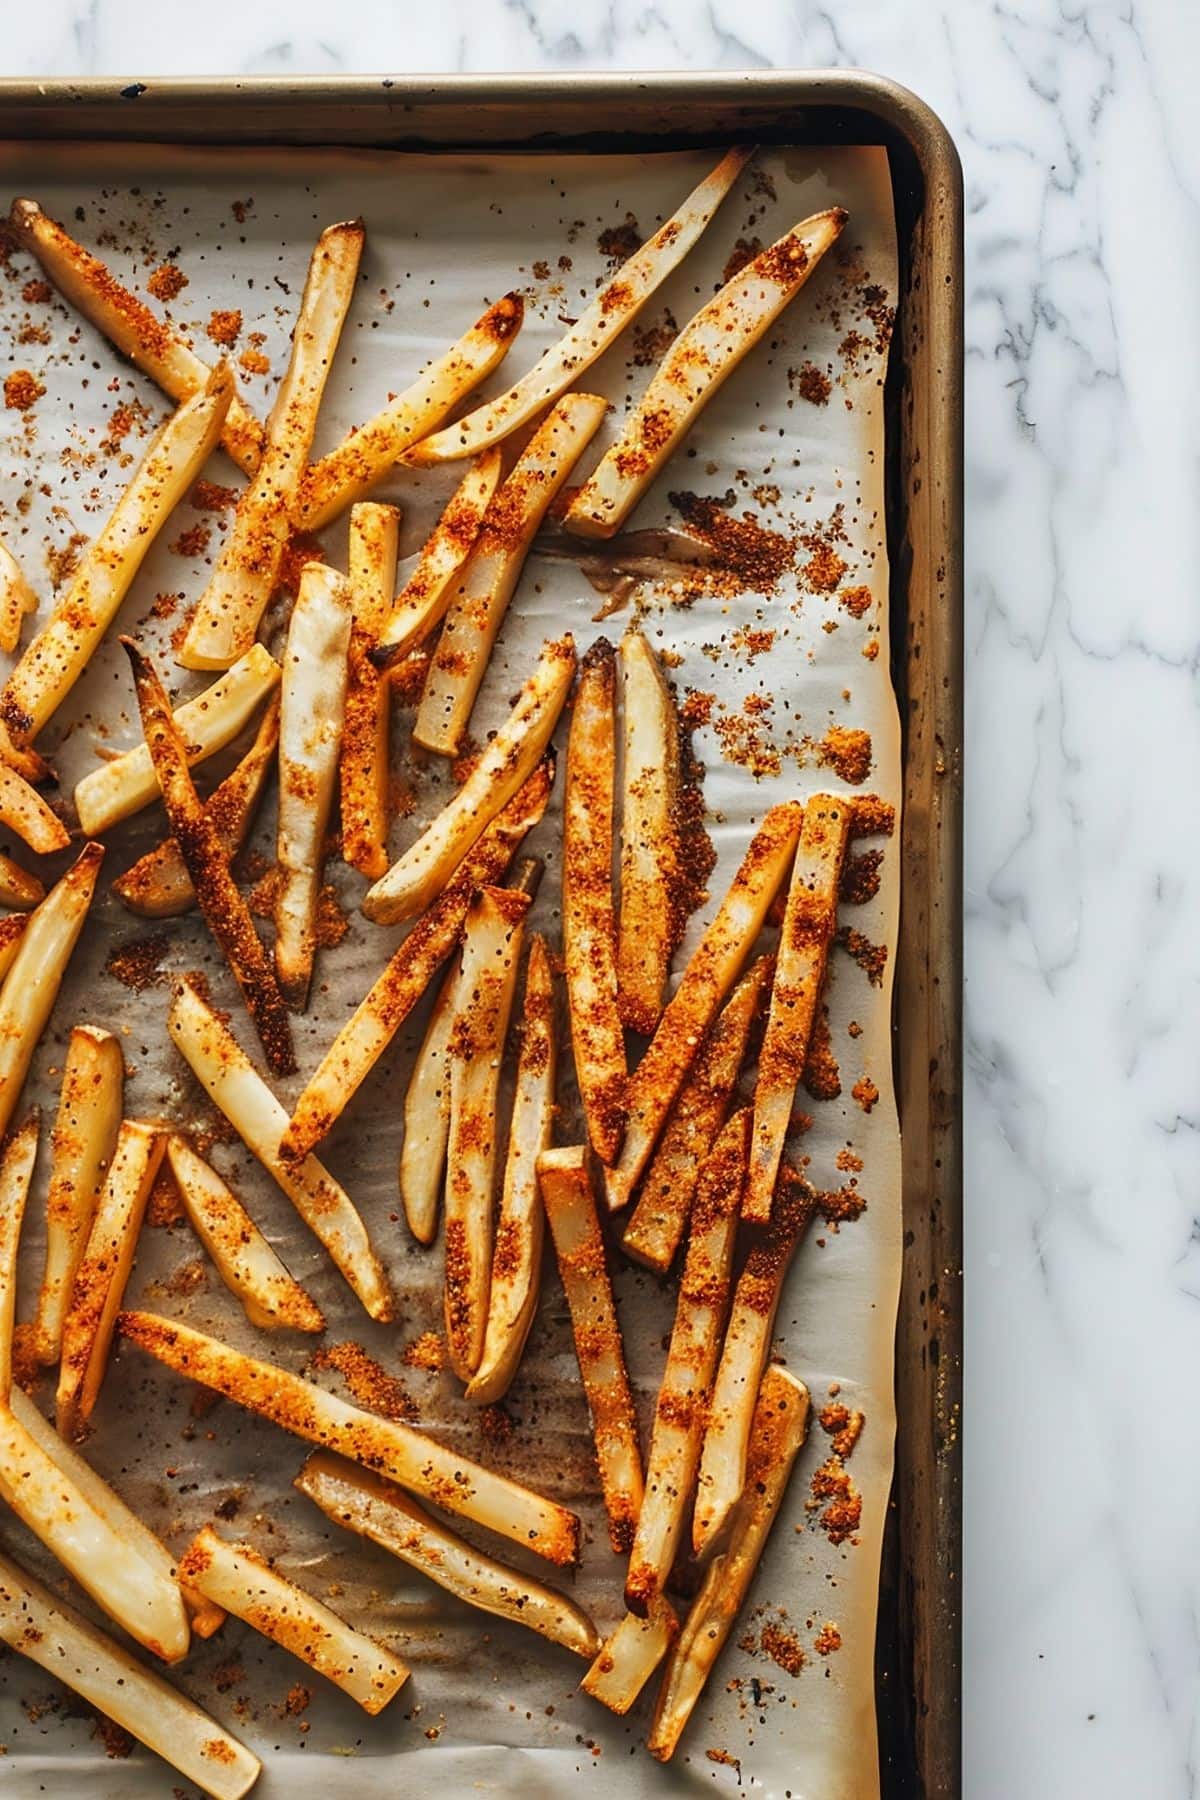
104;933;170;991
212;1657;245;1695
191;479;239;513
706;1748;741;1774
819;1402;865;1459
841;848;883;905
479;1403;514;1444
46;530;89;589
629;310;678;367
147;262;188;302
813;1183;867;1228
170;522;211;559
284;1683;311;1716
315;884;350;948
165;1257;207;1298
760;1618;806;1676
401;1330;445;1372
598;217;641;264
840;927;888;986
814;1621;843;1656
309;1342;417;1422
852;1075;879;1114
835;1147;864;1175
803;1004;841;1101
839;583;873;618
100;398;150;455
818;725;872;786
721;235;764;284
809;1456;862;1545
21;279;51;305
206;309;242;346
711;691;782;780
239;345;270;377
93;1713;134;1759
851;794;895;839
669;490;794;595
10;1321;40;1394
147;1161;187;1227
4;370;44;411
792;360;832;405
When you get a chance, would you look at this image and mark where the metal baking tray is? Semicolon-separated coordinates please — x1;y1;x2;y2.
0;71;963;1799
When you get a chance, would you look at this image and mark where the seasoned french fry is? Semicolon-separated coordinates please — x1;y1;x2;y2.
296;294;524;529
616;629;683;1032
648;1367;810;1761
281;761;553;1163
744;793;853;1222
167;1136;325;1334
0;842;102;1144
114;694;279;918
539;1146;643;1553
581;1599;679;1716
341;501;402;880
604;801;803;1211
0;854;43;911
443;886;530;1379
466;931;555;1405
32;1024;123;1368
74;643;281;836
179;221;364;670
168;979;392;1323
0;371;233;746
367;635;574;924
372;450;501;667
124;640;295;1075
0;915;29;979
273;563;352;1007
399;956;459;1246
566;207;848;540
622;954;772;1273
626;1110;749;1616
413;400;604;754
119;1311;581;1567
0;1549;255;1796
8;196;265;475
563;637;626;1164
0;536;36;654
0;762;68;854
0;1114;39;1390
296;1452;598;1658
408;148;752;464
178;1525;409;1713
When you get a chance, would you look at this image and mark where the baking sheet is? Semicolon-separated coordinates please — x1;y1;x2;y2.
0;139;898;1798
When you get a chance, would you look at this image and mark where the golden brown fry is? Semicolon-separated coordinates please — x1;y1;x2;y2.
616;628;684;1032
340;501;401;879
539;1146;643;1553
0;536;36;655
399;955;459;1247
0;1113;39;1391
581;1598;679;1715
119;1311;581;1567
0;762;68;854
0;854;43;911
372;450;501;667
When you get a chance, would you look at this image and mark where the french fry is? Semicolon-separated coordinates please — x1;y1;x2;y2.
281;761;552;1163
8;196;265;475
581;1599;679;1715
0;371;233;746
0;853;43;910
114;693;279;918
648;1366;811;1761
693;1168;814;1558
744;793;853;1222
167;1135;325;1334
273;564;352;1008
0;1114;39;1390
539;1146;643;1553
443;886;530;1379
0;914;29;978
371;450;501;668
367;634;574;924
168;978;392;1323
178;221;364;670
466;931;556;1405
74;643;281;836
563;636;626;1164
118;1311;581;1567
625;1110;749;1615
0;1549;256;1796
340;502;400;879
124;640;295;1076
413;400;604;755
0;762;68;854
295;294;524;530
0;536;36;654
32;1024;123;1368
178;1525;409;1713
0;842;102;1144
399;955;459;1246
296;1452;598;1659
616;629;684;1032
408;148;752;465
566;207;848;540
604;802;802;1211
622;954;772;1273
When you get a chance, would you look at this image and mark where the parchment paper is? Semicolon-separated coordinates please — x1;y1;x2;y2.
0;139;898;1799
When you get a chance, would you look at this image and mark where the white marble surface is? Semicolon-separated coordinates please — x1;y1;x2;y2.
4;2;1199;1794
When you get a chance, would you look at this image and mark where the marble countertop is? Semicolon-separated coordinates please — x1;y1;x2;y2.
6;2;1198;1795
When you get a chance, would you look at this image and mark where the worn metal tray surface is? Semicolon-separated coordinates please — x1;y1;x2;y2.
0;73;963;1800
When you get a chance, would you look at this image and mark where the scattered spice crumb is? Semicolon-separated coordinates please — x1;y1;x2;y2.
791;361;832;406
165;1257;207;1298
284;1684;311;1717
760;1618;806;1676
315;884;350;948
706;1748;741;1774
839;927;888;986
629;310;678;367
104;933;170;992
598;218;640;264
170;522;211;558
839;583;873;618
206;309;243;346
721;236;763;284
401;1331;445;1372
818;725;872;786
808;1456;863;1545
4;370;44;411
814;1622;842;1656
852;1075;879;1114
147;1161;187;1228
841;848;883;906
191;479;239;512
147;262;188;302
803;1005;841;1101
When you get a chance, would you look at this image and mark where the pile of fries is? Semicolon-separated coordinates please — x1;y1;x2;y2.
0;148;891;1793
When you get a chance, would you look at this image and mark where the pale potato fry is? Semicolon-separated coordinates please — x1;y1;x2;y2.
372;450;501;667
282;762;553;1163
168;978;393;1323
399;955;460;1247
178;1525;409;1713
0;854;43;910
0;761;68;854
443;886;530;1379
626;1110;749;1616
74;643;281;836
465;931;556;1405
0;370;233;746
167;1135;325;1334
0;536;36;654
744;792;853;1222
604;801;803;1211
616;628;683;1032
367;634;574;924
119;1310;581;1567
296;1452;598;1659
0;1548;256;1796
648;1366;810;1761
179;221;364;670
539;1145;643;1553
581;1599;679;1716
407;147;752;464
296;294;524;529
0;915;29;978
341;502;401;879
0;1113;39;1390
8;195;265;475
563;636;626;1164
413;400;604;754
566;207;848;539
32;1024;123;1368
